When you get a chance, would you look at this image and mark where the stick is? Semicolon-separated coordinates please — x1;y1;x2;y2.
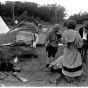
0;20;25;39
12;72;28;82
14;20;25;28
47;39;61;46
5;72;28;83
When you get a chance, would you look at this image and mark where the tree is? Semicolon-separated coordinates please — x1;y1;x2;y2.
68;11;88;24
0;1;67;24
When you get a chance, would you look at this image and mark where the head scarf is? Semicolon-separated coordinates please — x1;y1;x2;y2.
53;24;60;32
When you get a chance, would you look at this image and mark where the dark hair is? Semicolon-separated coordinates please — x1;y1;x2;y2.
67;20;76;29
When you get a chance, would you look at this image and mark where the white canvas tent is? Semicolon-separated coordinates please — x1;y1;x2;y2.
10;27;39;47
10;26;48;45
16;30;33;44
16;30;47;45
0;17;48;46
0;17;38;46
0;16;10;34
16;30;39;47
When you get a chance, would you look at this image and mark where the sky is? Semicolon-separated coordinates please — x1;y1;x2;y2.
1;0;88;18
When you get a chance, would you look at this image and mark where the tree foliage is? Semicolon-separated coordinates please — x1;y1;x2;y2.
68;11;88;24
0;1;67;25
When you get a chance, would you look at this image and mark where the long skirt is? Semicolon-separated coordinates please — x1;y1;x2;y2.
62;47;83;77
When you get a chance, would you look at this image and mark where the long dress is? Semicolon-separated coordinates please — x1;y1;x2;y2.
61;29;83;77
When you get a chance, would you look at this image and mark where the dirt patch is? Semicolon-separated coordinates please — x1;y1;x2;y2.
0;46;88;87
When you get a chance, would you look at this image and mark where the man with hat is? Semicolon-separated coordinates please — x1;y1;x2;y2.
45;24;62;68
79;21;88;63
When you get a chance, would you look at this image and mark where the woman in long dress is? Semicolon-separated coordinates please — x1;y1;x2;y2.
61;20;83;81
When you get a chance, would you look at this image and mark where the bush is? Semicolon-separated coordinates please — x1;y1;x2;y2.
2;16;13;25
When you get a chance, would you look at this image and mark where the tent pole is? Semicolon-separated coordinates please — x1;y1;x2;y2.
55;2;57;23
12;1;16;43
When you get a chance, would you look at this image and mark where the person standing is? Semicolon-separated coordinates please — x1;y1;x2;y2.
45;24;62;67
61;20;83;82
79;21;88;63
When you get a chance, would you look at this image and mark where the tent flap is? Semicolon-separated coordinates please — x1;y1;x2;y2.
0;16;10;34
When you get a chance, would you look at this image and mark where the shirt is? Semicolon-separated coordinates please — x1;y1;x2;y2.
46;29;61;47
83;29;87;40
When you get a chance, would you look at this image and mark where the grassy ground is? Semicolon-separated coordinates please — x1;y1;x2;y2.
1;46;88;87
0;24;88;87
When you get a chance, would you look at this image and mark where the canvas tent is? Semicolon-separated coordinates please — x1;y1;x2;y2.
0;16;10;45
0;16;10;34
10;27;39;47
16;30;39;47
42;28;48;32
0;17;48;46
16;29;33;45
37;28;49;45
0;18;39;46
38;33;47;44
10;27;32;43
10;26;48;45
